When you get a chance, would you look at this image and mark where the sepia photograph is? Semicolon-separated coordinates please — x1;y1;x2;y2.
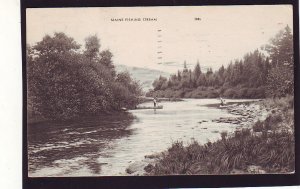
26;5;295;177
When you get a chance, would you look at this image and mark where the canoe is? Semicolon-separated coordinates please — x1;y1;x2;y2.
121;107;128;111
219;105;228;108
136;105;163;110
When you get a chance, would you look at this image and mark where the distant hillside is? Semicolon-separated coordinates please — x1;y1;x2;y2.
115;64;170;93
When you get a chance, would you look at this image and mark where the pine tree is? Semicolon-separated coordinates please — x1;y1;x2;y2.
193;61;201;82
266;25;293;96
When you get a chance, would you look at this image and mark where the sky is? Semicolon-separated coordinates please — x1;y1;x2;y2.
27;5;293;73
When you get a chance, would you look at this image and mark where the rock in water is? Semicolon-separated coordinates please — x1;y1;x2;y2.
126;161;147;174
126;158;157;175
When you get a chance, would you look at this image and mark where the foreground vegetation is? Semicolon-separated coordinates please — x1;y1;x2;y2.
27;33;142;120
149;96;294;175
147;26;293;99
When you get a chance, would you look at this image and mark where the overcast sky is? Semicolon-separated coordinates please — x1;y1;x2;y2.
27;5;293;73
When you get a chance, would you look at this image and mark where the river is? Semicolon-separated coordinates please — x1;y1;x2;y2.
28;98;255;177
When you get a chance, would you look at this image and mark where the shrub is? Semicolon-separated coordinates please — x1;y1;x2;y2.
223;89;236;98
220;131;228;140
253;120;264;132
219;87;226;95
206;90;219;98
185;91;193;98
234;128;251;138
264;114;283;130
255;86;266;98
236;88;248;98
245;88;257;98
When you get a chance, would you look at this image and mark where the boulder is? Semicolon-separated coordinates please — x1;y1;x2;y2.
230;169;246;174
247;165;266;174
126;161;148;174
145;152;163;159
126;156;158;175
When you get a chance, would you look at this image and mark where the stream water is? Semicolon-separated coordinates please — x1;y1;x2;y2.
28;98;255;177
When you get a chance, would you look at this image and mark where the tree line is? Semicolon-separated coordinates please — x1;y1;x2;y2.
27;33;142;120
147;25;293;99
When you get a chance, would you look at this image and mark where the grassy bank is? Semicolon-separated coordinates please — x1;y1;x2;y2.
148;96;294;175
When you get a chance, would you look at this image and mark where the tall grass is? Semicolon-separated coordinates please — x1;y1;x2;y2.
151;129;294;175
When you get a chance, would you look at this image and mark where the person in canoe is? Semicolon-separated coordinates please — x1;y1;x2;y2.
153;97;157;108
220;96;226;106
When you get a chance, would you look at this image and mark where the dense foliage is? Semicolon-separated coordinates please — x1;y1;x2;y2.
27;33;142;120
147;26;293;99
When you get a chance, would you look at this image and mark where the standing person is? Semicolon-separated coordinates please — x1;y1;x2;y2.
153;97;157;108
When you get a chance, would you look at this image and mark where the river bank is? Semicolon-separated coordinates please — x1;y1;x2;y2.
125;97;294;175
138;97;183;104
27;111;134;125
146;86;266;99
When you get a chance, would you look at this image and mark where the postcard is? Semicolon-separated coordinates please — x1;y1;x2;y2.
24;3;298;188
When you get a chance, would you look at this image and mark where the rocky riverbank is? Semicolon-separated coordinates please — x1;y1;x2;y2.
211;102;269;133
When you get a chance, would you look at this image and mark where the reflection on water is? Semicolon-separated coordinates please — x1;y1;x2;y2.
28;98;254;177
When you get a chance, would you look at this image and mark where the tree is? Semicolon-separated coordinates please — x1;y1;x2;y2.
217;65;225;85
84;35;101;61
152;75;168;90
35;32;80;56
206;68;213;76
193;61;201;82
116;71;131;86
181;62;190;89
183;60;187;70
265;25;293;68
188;69;193;88
99;50;116;77
265;25;293;96
197;74;207;86
114;72;142;108
177;71;182;81
29;34;82;119
147;26;291;99
27;32;141;120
